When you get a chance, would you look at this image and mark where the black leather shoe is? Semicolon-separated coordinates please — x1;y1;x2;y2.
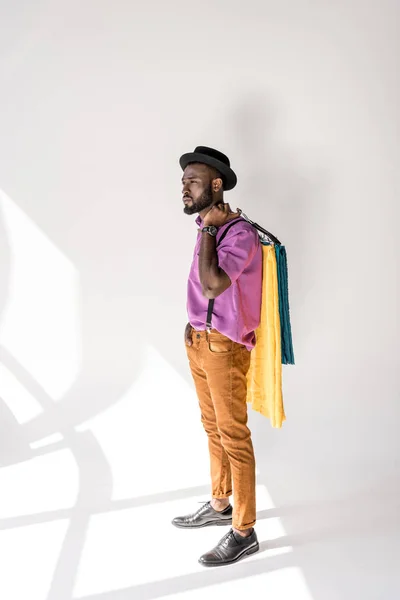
198;528;259;567
172;501;233;529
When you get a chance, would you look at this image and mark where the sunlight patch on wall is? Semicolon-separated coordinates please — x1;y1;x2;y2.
0;190;81;402
30;432;64;449
0;362;43;423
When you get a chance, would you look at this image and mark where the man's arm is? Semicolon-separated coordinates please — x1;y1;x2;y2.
198;232;231;299
198;203;257;299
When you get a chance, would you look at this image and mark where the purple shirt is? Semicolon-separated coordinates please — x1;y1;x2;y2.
187;216;262;350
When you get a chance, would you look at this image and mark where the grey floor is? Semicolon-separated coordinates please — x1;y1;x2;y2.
0;345;398;600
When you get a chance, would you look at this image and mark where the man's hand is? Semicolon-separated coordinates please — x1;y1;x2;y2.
185;322;193;346
203;203;240;228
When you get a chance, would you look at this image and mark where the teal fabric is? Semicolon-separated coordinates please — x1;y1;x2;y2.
275;245;295;365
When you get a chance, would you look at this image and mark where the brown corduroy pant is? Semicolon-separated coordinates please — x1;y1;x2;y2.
186;328;256;530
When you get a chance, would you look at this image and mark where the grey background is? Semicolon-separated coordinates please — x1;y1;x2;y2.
0;1;399;599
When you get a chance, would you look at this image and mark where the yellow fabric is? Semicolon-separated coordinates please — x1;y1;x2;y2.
246;245;286;428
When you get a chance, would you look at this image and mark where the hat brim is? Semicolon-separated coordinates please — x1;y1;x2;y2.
179;152;237;191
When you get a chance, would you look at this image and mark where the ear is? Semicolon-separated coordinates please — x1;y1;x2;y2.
212;177;223;193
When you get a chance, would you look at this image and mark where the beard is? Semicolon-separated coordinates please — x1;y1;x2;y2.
183;183;213;215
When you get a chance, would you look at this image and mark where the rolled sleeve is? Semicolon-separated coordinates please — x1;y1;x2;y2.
217;227;259;283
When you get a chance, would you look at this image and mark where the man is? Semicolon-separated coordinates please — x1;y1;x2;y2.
172;146;263;566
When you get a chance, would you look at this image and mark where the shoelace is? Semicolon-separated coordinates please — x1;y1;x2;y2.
219;529;236;548
195;501;212;515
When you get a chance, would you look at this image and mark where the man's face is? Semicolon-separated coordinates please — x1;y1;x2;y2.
182;163;214;216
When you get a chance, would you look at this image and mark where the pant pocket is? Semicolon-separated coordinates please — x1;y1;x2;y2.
207;334;233;354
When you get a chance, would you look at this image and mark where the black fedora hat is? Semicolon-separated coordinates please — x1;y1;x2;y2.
179;146;237;191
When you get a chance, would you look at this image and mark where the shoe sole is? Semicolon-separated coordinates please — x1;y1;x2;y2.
172;519;233;529
199;542;259;567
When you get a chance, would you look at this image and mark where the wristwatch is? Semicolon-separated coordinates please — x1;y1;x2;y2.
201;225;218;237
